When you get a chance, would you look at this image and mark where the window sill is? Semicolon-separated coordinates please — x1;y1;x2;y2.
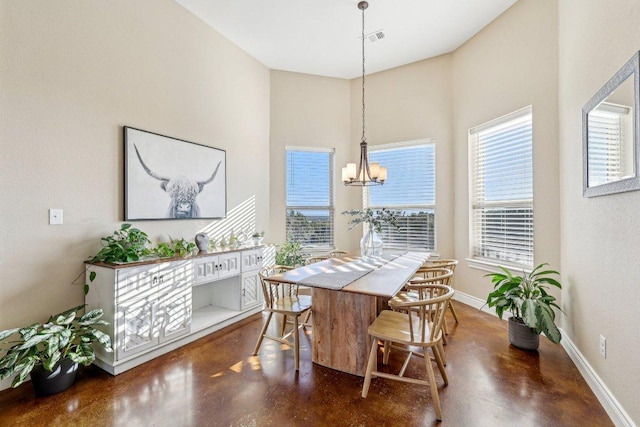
466;258;532;275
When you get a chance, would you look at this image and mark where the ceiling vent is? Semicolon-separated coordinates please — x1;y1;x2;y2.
361;30;385;44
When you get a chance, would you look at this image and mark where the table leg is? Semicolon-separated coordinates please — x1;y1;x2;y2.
311;287;377;377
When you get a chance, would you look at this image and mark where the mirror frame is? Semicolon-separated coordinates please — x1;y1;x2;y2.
583;51;640;197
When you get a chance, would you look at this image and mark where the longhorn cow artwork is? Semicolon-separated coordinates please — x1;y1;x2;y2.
124;127;227;220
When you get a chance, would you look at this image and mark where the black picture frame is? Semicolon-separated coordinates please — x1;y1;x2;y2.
124;126;227;220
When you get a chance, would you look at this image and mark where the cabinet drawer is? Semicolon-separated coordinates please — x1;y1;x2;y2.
193;256;219;285
241;249;264;273
219;252;241;279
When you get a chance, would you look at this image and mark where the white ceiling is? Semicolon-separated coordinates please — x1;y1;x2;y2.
175;0;518;79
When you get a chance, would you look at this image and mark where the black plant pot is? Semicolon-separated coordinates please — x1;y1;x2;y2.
30;358;79;396
508;316;540;351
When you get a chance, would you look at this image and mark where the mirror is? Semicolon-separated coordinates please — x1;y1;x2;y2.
583;51;640;197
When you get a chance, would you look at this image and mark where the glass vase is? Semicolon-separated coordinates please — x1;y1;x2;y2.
360;223;383;260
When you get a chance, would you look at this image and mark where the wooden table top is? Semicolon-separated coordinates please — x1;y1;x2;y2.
268;252;429;298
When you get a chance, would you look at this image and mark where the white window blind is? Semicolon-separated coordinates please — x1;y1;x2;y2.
285;148;334;247
470;107;533;268
587;102;630;187
365;140;436;251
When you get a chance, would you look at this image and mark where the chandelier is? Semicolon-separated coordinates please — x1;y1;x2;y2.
342;1;387;186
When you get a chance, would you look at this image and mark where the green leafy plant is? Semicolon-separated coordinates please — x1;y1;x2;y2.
0;304;113;388
484;263;563;344
153;242;176;258
252;231;265;238
168;237;197;257
90;223;152;263
275;241;306;267
342;208;401;233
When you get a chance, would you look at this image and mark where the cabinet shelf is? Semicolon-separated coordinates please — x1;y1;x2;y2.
191;305;243;333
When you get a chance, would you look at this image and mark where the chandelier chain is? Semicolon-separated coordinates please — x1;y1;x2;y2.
361;4;366;143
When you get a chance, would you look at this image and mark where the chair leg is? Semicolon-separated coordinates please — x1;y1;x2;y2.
362;337;378;398
382;340;390;365
293;316;300;370
449;301;459;323
432;344;448;385
303;309;312;329
424;346;443;421
253;312;273;355
280;314;288;338
436;340;447;366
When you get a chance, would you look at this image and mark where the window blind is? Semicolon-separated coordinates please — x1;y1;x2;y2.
365;141;436;251
470;108;533;267
286;148;334;247
587;102;629;187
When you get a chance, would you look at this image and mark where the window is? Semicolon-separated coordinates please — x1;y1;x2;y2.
587;102;632;187
285;147;334;247
469;107;533;268
365;140;436;251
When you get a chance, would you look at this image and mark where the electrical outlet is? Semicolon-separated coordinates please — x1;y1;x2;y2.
49;209;63;225
599;335;606;358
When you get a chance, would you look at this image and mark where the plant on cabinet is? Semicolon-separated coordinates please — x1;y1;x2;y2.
90;223;152;263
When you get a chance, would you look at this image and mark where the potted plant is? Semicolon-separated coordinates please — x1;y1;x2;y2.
90;223;152;264
484;263;563;350
342;208;400;259
275;241;306;267
251;231;265;246
153;237;197;258
0;304;113;395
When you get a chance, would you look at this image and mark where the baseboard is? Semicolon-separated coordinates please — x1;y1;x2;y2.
0;376;16;392
560;331;635;427
454;289;633;427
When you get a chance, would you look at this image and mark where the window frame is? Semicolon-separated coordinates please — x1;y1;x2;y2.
364;138;436;253
468;106;534;270
285;146;335;250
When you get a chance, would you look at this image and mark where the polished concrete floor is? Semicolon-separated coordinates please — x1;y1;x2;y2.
0;302;612;427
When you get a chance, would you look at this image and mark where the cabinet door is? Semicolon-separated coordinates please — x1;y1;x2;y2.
160;260;192;341
161;287;192;341
241;273;262;310
219;252;241;279
116;298;159;360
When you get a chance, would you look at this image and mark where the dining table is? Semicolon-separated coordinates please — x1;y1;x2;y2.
266;251;429;377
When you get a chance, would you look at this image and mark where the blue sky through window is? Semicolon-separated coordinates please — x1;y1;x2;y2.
369;145;435;206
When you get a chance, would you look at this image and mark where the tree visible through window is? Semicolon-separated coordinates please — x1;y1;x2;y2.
365;140;436;251
469;107;533;268
285;148;334;247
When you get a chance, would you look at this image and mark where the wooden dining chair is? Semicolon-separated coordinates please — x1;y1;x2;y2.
306;255;329;264
389;268;453;355
422;259;459;323
252;265;312;370
362;284;454;421
327;250;348;257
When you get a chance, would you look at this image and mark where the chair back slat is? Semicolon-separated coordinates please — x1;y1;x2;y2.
259;265;295;308
393;284;454;344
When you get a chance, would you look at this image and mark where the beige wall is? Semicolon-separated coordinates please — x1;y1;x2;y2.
0;0;270;332
270;56;454;254
349;56;454;254
559;0;640;421
269;71;352;249
451;0;560;301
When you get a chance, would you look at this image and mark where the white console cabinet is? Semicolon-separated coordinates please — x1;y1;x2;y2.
86;246;264;375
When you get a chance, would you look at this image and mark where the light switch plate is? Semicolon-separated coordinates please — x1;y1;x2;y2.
49;209;63;225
